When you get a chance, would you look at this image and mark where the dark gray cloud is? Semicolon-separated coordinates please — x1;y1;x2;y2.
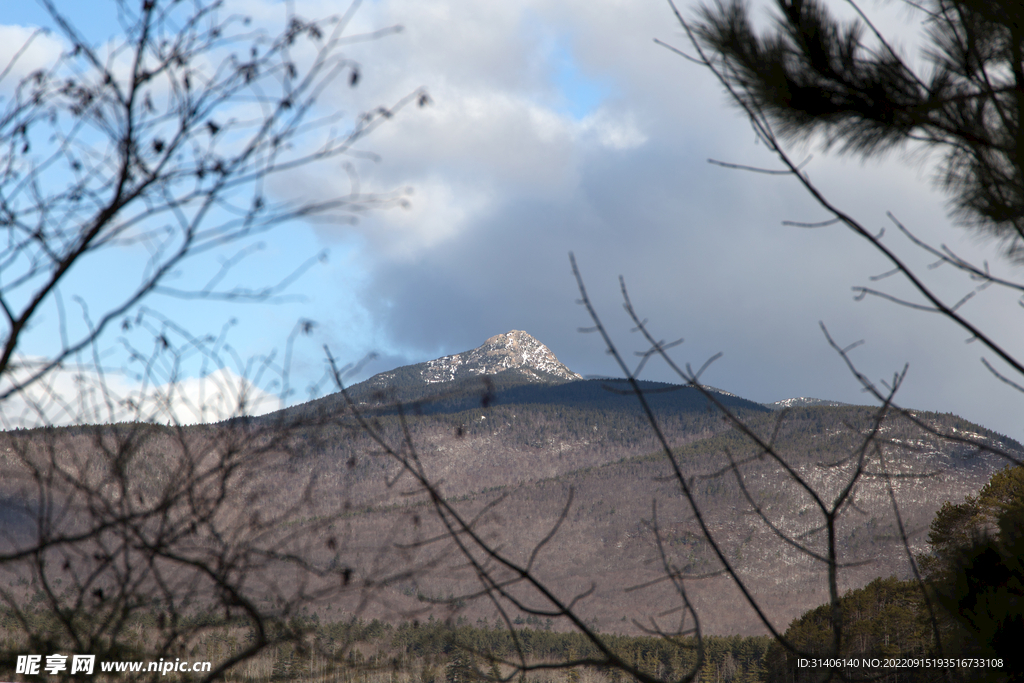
264;0;1024;439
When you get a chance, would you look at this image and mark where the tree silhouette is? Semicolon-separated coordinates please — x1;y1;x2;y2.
927;467;1024;678
686;0;1024;261
0;1;427;680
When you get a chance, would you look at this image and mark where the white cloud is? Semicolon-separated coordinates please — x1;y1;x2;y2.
0;25;65;88
0;360;279;429
7;0;1022;441
367;178;488;260
576;108;647;150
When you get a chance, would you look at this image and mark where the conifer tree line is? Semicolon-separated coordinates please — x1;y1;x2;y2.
0;608;773;683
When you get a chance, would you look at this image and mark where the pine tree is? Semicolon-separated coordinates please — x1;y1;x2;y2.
690;0;1024;260
446;650;476;683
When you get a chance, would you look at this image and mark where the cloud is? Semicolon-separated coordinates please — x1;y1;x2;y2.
286;0;1024;443
0;360;279;429
577;109;646;150
6;0;1022;442
0;25;65;89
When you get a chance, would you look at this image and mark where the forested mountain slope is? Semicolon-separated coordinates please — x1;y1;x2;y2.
274;396;1018;634
2;331;1019;637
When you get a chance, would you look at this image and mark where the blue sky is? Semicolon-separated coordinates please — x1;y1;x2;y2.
4;0;1024;441
550;42;613;120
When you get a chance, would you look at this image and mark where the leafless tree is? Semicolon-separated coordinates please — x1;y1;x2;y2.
0;0;429;679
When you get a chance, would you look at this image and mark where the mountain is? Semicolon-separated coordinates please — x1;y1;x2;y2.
274;330;770;420
367;329;580;387
245;332;1022;634
304;402;1018;636
414;330;582;384
345;330;581;405
5;330;1022;640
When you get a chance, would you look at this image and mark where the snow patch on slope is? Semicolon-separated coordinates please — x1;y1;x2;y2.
421;331;582;384
768;397;849;410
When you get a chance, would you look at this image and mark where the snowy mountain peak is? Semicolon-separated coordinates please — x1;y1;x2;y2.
421;330;582;384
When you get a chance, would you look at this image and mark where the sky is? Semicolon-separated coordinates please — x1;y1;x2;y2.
3;0;1024;441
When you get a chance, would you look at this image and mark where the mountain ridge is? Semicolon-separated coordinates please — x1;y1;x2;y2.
3;331;1022;638
271;331;771;421
340;331;853;415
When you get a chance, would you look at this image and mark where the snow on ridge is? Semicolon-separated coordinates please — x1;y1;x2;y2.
768;397;848;410
420;330;582;384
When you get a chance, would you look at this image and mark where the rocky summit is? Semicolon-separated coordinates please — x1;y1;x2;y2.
420;330;582;384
